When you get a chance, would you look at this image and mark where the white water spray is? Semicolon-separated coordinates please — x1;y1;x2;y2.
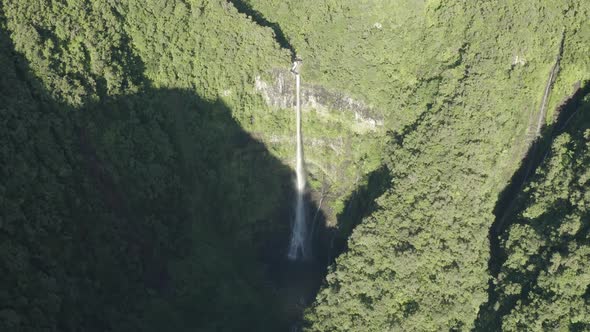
287;58;309;260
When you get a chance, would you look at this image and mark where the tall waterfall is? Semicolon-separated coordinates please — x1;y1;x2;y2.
287;59;309;261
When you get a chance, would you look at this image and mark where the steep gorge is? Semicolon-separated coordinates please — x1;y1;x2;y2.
1;1;590;331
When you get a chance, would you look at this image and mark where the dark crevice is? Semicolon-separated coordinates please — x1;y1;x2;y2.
390;105;432;147
489;31;566;245
486;31;567;277
474;81;590;330
227;0;296;59
327;165;392;263
491;81;590;270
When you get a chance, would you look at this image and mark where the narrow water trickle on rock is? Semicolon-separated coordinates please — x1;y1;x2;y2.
287;58;309;261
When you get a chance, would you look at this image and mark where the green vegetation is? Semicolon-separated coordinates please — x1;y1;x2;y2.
1;1;294;330
1;0;590;331
480;93;590;331
239;1;590;331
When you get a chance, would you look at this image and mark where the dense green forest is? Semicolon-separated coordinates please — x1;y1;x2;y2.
1;1;293;330
1;0;589;331
481;90;590;331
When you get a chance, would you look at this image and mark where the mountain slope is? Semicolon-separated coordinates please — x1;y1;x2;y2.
244;1;590;330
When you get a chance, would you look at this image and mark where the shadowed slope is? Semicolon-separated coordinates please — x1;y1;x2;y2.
0;19;315;330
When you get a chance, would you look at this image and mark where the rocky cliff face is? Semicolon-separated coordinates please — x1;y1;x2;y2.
255;69;383;132
252;69;386;227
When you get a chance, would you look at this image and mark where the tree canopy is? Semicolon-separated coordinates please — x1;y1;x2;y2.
1;0;589;331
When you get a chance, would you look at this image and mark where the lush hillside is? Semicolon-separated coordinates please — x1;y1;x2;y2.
235;1;590;331
1;0;590;331
1;1;294;330
481;91;590;331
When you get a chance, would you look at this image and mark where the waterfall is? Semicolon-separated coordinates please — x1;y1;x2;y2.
287;59;309;261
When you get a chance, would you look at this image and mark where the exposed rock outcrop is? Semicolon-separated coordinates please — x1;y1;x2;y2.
255;69;384;130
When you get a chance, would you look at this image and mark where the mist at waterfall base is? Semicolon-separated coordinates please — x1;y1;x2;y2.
287;179;308;260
